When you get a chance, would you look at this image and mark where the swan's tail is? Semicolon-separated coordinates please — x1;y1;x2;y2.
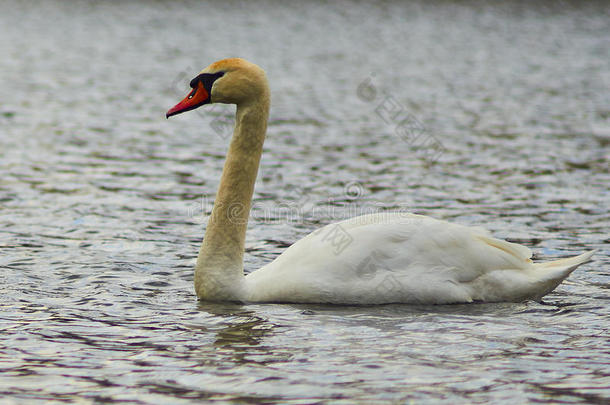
531;250;597;300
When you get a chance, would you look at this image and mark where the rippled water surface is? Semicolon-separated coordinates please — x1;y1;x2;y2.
1;1;609;403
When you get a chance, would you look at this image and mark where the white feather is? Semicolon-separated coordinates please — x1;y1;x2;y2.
243;213;595;304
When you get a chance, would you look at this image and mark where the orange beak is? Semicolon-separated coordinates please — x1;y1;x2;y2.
166;81;210;118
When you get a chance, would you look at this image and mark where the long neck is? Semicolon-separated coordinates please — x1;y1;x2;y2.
195;97;269;300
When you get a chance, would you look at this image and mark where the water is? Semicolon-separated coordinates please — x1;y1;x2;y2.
1;0;609;403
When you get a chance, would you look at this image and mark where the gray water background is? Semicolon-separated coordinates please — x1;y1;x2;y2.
1;0;609;403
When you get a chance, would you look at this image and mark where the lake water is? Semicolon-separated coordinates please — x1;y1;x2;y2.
1;1;609;403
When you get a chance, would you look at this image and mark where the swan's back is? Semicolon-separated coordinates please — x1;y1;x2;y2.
242;213;593;304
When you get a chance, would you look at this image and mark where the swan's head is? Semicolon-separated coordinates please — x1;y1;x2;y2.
166;58;268;118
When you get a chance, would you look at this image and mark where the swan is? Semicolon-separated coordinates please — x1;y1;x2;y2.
166;57;595;304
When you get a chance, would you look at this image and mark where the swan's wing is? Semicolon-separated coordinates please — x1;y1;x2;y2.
243;213;533;304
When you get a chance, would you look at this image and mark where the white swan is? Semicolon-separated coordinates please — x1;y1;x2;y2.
166;58;595;304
